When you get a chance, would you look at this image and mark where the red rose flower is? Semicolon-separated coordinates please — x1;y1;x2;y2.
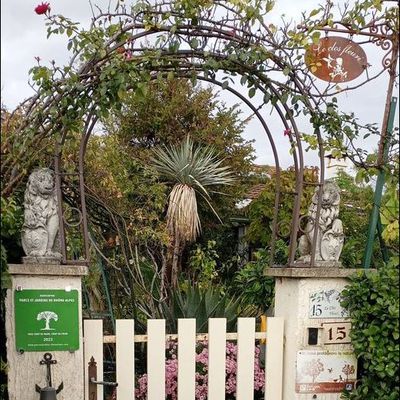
284;128;291;136
34;2;51;15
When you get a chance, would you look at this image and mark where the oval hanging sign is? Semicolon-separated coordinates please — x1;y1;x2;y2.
305;37;368;83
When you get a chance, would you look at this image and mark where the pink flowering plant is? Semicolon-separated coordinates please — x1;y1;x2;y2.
134;340;265;399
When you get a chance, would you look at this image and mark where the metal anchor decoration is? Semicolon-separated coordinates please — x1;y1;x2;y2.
35;353;64;400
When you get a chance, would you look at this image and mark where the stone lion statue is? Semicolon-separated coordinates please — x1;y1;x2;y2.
21;168;61;259
298;181;344;263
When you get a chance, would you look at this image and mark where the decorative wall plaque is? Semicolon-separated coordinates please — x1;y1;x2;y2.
309;289;348;319
296;350;357;393
305;36;368;82
14;289;79;352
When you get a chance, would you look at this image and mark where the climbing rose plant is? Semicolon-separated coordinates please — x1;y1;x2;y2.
34;2;50;15
3;0;397;200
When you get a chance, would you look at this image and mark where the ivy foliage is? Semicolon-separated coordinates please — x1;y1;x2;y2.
187;240;220;289
341;261;399;400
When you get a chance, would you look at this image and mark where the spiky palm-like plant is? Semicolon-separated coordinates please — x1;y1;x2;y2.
151;136;234;288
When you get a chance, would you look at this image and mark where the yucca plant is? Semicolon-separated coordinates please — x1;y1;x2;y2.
151;136;234;288
166;285;254;332
136;284;254;333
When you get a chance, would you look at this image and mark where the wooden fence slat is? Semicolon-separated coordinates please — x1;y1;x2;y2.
265;317;284;400
147;319;166;400
178;318;196;399
116;319;135;400
84;316;285;400
84;319;103;400
208;318;227;400
236;317;255;400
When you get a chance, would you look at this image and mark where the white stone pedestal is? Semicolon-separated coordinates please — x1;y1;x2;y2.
266;268;367;400
6;263;88;400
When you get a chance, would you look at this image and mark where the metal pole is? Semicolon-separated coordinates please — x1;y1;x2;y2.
376;37;399;168
100;259;116;333
377;217;390;263
362;96;397;269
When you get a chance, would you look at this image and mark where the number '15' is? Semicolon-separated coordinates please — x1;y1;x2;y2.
328;326;346;341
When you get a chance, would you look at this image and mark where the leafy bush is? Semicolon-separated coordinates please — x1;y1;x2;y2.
232;249;275;313
1;196;23;272
1;196;23;400
332;171;384;268
187;240;220;289
341;260;399;399
245;168;318;249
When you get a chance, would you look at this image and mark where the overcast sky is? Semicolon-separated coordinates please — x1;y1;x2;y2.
1;0;397;172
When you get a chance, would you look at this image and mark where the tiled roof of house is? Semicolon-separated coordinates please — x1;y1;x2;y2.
245;183;267;199
251;164;278;175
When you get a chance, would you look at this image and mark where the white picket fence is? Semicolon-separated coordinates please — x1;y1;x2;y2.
84;317;284;400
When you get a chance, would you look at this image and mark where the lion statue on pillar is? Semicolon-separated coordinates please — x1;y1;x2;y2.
298;181;344;263
21;168;61;260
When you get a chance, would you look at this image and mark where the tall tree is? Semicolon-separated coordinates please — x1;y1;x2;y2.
151;136;234;288
75;79;254;306
104;78;254;218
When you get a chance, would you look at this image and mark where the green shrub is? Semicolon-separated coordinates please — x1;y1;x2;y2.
187;240;219;289
232;249;275;313
341;260;399;399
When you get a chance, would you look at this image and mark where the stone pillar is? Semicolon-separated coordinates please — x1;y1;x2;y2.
266;267;367;400
6;263;88;400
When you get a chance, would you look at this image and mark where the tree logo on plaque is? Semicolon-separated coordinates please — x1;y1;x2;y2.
37;311;59;331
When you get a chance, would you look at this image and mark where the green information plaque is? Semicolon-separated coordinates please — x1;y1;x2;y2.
14;289;80;352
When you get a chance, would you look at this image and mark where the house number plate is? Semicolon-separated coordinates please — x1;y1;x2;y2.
322;322;352;344
309;289;348;319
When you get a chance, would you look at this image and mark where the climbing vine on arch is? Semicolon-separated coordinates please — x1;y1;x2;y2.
2;0;398;198
1;0;397;270
0;1;397;279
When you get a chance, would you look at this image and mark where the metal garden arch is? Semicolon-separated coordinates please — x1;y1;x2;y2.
5;0;397;269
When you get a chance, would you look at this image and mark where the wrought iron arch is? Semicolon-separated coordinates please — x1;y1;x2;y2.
9;0;396;268
55;70;324;268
